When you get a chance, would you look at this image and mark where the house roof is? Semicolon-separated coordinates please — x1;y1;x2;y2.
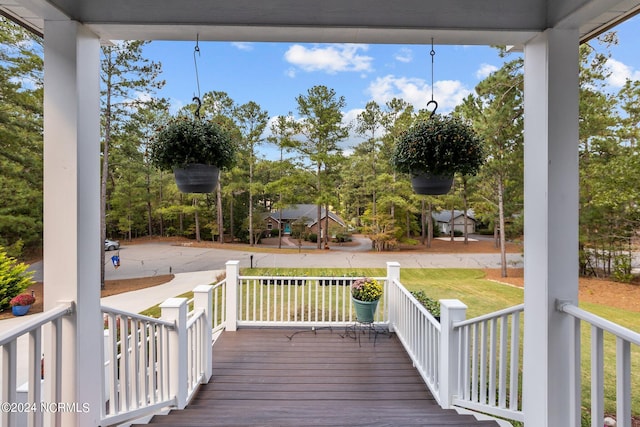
266;204;346;228
432;210;476;223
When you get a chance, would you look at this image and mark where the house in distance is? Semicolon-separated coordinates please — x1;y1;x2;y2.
264;204;346;237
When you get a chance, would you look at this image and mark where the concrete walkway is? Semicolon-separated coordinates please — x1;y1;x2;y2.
100;269;223;313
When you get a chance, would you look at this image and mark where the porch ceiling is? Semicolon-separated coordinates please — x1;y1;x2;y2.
1;0;639;45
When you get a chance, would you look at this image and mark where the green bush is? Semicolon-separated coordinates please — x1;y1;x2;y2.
477;228;494;236
0;248;35;311
453;230;463;237
612;253;634;283
411;290;440;318
270;229;279;237
308;233;318;243
333;233;351;243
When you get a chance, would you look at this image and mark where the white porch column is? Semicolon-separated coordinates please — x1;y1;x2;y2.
523;29;580;427
43;20;102;426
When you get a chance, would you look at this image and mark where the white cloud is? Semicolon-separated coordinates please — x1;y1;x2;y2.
342;108;364;130
285;68;297;78
284;44;373;75
169;98;185;115
606;58;640;88
476;63;498;79
231;42;253;51
394;48;413;63
366;75;471;113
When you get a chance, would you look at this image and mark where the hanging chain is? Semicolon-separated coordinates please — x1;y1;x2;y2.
193;34;202;119
427;38;438;118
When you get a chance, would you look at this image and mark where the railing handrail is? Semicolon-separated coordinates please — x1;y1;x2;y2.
238;274;386;281
0;302;73;345
390;277;441;327
101;304;175;328
186;308;205;329
453;303;524;328
558;300;640;345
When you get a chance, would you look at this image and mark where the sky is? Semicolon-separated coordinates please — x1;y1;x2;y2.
142;15;640;158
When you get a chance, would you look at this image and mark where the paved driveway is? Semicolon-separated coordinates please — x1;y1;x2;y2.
110;242;521;279
28;241;524;281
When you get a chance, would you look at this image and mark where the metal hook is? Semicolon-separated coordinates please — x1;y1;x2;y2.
193;96;202;119
426;99;438;119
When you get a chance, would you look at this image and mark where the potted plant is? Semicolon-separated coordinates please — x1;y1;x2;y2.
150;116;236;193
391;114;484;195
10;293;36;316
350;277;383;323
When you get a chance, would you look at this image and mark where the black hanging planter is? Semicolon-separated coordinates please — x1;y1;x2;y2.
174;164;219;193
411;173;454;195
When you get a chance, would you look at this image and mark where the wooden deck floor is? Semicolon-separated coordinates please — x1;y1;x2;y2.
141;328;501;426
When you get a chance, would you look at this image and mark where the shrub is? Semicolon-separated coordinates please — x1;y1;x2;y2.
453;230;463;237
270;229;279;237
411;290;440;318
0;248;35;311
612;253;634;283
308;233;318;243
333;233;351;243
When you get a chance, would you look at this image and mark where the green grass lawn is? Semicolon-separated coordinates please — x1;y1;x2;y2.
140;267;639;420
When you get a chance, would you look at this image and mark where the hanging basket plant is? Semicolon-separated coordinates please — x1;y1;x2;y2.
150;116;236;193
391;114;484;195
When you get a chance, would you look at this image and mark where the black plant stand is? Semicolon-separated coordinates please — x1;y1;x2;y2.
341;321;390;347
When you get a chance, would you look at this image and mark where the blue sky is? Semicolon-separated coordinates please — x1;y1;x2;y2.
142;15;640;157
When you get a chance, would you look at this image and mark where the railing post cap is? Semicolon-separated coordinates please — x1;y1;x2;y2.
159;297;188;308
193;284;213;292
387;261;400;267
440;299;467;310
226;260;240;266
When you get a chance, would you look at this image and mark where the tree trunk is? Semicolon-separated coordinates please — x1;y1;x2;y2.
316;163;322;250
278;199;283;249
421;199;426;245
324;203;330;248
146;169;153;236
100;94;112;290
159;171;164;237
450;206;455;242
406;211;410;239
315;203;321;249
462;177;469;245
498;176;508;277
427;202;433;248
194;198;201;242
216;175;224;244
249;158;254;246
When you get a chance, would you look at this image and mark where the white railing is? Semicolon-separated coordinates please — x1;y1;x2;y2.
452;303;525;422
209;278;226;335
558;301;640;427
100;306;176;426
0;302;74;427
386;276;442;401
100;284;215;426
236;275;388;327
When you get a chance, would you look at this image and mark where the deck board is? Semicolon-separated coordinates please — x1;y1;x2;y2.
140;328;500;426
